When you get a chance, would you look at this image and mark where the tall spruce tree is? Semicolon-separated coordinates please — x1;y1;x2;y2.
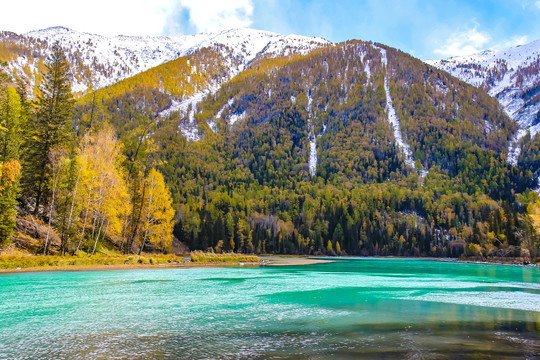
21;42;75;216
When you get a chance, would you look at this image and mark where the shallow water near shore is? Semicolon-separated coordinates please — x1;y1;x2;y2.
0;258;539;359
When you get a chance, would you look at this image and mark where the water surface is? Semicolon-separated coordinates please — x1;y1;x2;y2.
0;258;539;359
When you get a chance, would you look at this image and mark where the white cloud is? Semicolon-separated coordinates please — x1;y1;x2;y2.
175;0;254;33
1;0;177;36
434;26;490;57
0;0;254;36
536;0;540;9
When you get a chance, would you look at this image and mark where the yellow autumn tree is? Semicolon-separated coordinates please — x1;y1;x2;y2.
0;161;21;193
0;84;25;248
138;168;175;254
0;160;21;247
77;127;130;254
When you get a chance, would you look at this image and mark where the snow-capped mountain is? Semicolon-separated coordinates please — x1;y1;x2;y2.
0;26;329;94
427;39;540;163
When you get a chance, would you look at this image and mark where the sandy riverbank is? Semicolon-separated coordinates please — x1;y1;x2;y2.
261;256;334;266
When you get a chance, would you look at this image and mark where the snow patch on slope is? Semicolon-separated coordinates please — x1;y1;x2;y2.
306;93;326;177
380;48;415;169
507;124;540;165
309;134;318;177
158;91;209;141
307;94;317;176
229;111;245;126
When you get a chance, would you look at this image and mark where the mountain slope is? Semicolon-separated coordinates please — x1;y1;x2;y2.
83;39;530;257
427;39;540;163
0;27;329;95
2;26;536;257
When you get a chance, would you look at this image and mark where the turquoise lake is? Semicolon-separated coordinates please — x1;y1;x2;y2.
0;258;539;359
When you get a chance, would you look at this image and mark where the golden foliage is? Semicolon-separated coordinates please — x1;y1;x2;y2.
190;251;259;263
140;168;175;252
79;127;129;243
0;160;20;194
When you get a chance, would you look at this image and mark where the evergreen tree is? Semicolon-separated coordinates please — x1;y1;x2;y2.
21;42;75;216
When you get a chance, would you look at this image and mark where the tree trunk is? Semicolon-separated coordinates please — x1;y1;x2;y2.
91;216;105;256
44;161;61;255
33;159;48;215
139;174;154;255
138;231;148;255
119;214;129;252
76;176;96;253
63;139;88;254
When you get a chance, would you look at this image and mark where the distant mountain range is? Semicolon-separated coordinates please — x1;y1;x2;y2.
2;26;536;168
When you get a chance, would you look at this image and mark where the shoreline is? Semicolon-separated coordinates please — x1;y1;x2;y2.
0;256;335;274
1;255;537;274
0;261;263;274
260;256;335;266
435;257;540;268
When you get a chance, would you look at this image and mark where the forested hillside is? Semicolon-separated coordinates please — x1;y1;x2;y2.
0;31;539;260
74;40;539;259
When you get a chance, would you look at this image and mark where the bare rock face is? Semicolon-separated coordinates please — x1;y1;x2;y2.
171;237;189;255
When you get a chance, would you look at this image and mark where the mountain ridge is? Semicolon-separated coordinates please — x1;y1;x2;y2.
427;38;540;164
1;26;330;95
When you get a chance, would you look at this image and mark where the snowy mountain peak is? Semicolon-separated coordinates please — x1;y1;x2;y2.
431;38;540;71
428;38;540;164
26;26;74;36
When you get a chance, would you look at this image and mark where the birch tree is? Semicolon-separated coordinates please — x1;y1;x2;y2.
78;127;129;254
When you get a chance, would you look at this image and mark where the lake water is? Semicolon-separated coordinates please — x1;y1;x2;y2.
0;258;539;359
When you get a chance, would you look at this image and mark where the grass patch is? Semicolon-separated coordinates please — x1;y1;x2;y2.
260;254;312;258
190;251;259;263
0;254;184;270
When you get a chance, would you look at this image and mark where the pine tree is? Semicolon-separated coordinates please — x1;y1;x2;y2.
21;42;75;216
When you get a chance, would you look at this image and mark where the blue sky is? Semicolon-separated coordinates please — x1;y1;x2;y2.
3;0;540;60
247;0;540;59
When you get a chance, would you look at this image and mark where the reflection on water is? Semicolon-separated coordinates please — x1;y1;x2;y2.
0;258;538;359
